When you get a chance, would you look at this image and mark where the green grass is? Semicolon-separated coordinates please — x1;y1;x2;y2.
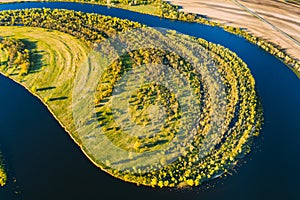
116;3;160;16
0;26;91;139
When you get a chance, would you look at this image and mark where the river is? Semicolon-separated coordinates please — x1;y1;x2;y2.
0;2;299;200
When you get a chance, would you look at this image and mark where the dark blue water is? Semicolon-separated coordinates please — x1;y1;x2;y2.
0;2;299;200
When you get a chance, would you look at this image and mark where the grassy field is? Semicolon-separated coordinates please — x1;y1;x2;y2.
0;26;92;141
116;3;159;16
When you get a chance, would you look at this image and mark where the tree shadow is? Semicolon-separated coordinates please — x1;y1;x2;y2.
19;39;44;74
36;86;56;92
49;96;68;101
9;72;19;76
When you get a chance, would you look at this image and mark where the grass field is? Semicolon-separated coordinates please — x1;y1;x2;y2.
0;26;92;141
116;3;160;16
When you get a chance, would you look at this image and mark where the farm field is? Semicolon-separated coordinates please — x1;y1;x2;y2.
170;0;300;62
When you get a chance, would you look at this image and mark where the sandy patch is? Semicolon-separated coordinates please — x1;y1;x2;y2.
170;0;300;61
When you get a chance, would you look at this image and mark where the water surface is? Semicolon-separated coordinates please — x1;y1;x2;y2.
0;2;299;200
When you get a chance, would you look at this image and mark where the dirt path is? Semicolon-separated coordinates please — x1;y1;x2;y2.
169;0;300;61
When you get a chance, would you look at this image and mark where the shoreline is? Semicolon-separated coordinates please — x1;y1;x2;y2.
1;1;299;76
1;0;300;61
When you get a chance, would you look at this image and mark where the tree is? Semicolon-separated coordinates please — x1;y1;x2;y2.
19;62;30;75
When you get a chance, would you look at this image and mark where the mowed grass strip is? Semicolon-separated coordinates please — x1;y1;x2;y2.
0;26;91;141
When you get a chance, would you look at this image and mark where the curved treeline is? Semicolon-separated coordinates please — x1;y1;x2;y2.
0;8;262;187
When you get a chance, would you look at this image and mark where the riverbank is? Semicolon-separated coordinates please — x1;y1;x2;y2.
0;25;91;187
0;161;6;187
2;0;299;76
169;0;300;65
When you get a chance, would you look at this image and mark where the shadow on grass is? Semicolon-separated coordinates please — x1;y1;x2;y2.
19;39;44;74
49;96;68;101
9;72;19;76
36;86;56;91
